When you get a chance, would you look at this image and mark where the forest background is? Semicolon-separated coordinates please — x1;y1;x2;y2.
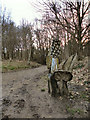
1;0;89;71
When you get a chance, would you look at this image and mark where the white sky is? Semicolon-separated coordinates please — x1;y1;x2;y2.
1;0;89;26
1;0;42;26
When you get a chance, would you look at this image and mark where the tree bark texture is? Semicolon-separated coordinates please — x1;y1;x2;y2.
49;70;73;96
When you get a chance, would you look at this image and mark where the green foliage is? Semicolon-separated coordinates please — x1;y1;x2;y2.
2;60;41;72
73;63;84;69
8;66;16;70
66;107;83;115
80;92;88;100
67;108;76;115
41;88;45;92
84;81;90;85
2;65;16;70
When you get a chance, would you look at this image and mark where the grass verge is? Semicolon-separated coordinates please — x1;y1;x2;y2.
2;60;41;72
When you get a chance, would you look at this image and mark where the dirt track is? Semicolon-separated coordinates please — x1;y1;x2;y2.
2;65;89;118
2;66;70;118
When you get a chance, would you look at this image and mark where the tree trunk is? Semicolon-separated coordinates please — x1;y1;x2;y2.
17;48;19;60
9;53;12;62
49;71;73;96
50;75;59;96
27;45;32;65
20;49;23;60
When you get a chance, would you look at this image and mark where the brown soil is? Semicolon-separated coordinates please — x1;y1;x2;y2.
2;58;89;118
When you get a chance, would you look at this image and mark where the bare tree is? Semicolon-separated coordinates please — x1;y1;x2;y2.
27;24;33;65
2;9;17;61
34;19;51;64
38;0;89;59
20;20;34;62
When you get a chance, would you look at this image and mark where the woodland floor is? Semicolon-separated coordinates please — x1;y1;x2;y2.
1;57;89;119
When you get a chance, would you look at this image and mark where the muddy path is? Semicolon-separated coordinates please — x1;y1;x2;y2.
2;66;69;118
2;65;89;118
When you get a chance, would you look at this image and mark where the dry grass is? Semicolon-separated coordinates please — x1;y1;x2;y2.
2;60;41;72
